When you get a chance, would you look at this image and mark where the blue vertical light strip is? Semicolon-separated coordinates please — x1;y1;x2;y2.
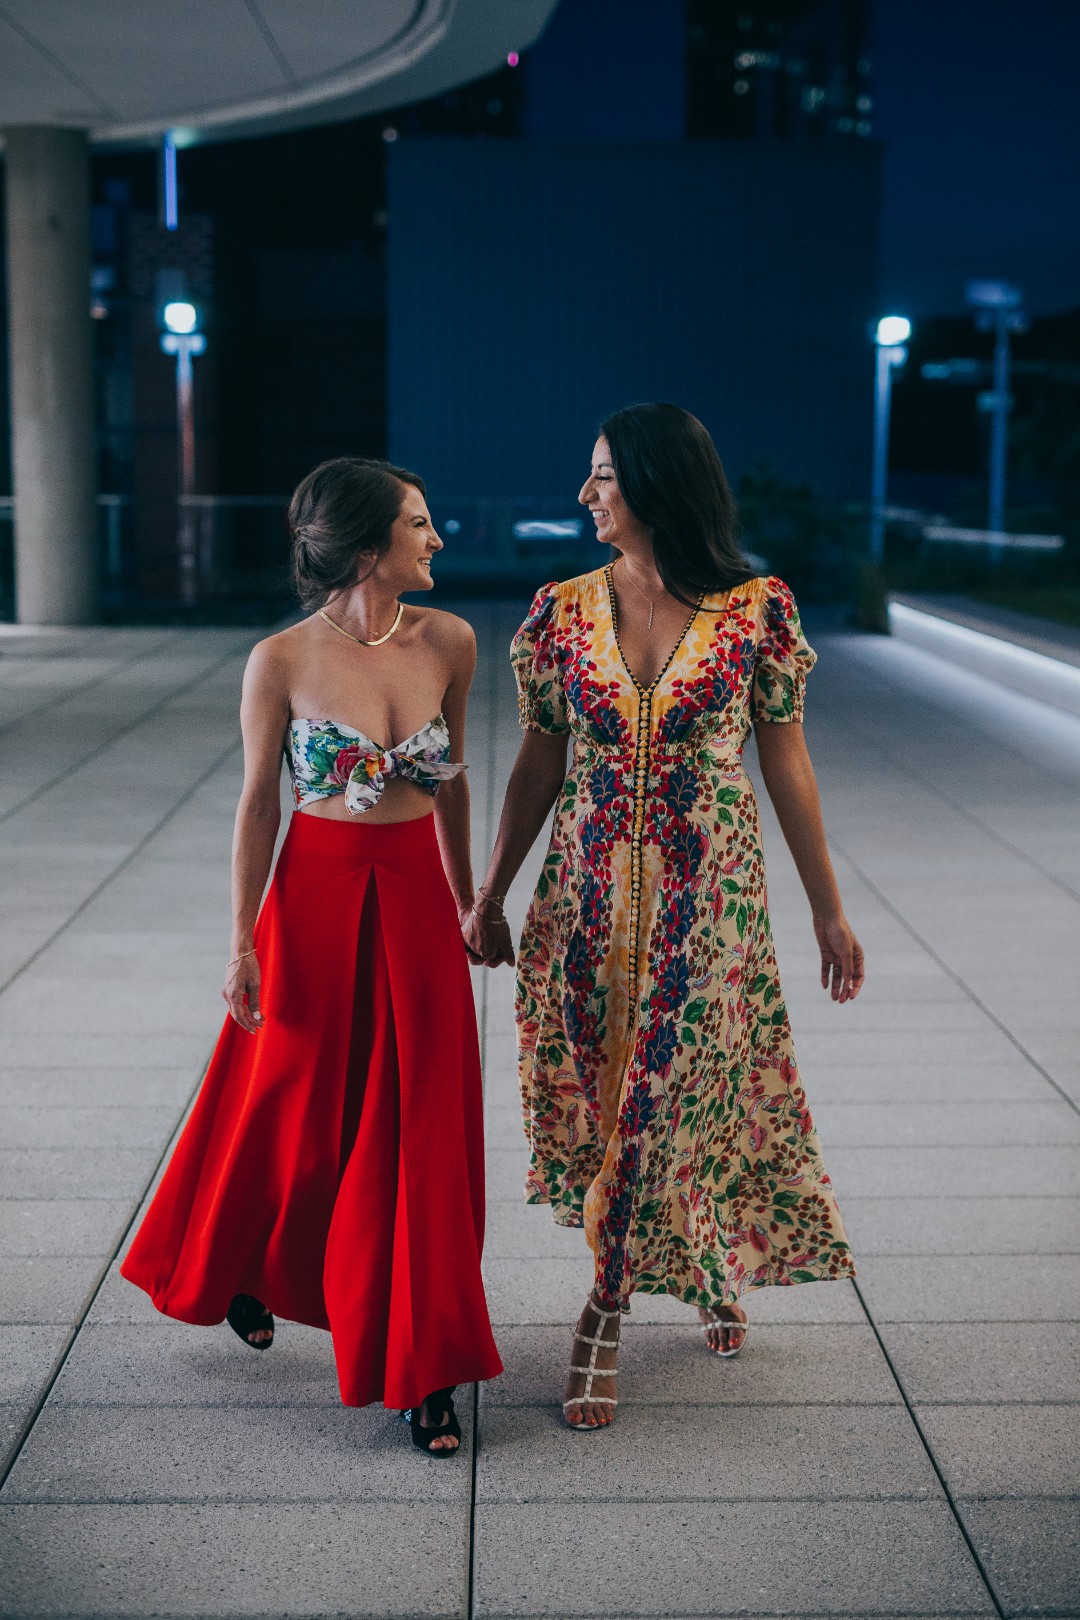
163;135;178;230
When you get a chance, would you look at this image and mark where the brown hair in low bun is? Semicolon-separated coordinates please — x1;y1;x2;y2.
288;457;426;611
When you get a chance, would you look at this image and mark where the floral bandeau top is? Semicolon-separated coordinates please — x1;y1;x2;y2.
287;714;465;816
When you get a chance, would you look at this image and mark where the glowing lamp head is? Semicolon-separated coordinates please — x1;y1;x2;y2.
876;315;911;347
163;301;198;335
507;50;520;66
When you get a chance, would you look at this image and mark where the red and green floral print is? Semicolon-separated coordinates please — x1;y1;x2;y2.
512;568;854;1311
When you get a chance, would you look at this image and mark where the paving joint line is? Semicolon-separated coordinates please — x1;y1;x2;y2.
827;834;1080;1120
816;625;1080;784
477;1397;905;1411
850;1275;1006;1619
0;1059;211;1493
4;1490;958;1507
818;640;1080;902
0;1609;1001;1619
468;603;505;1620
0;736;243;1000
0;628;183;738
31;1313;1049;1330
0;635;251;828
802;1192;1080;1200
834;1250;1080;1258
0;743;244;1489
823;1141;1074;1149
460;1612;989;1620
41;1395;908;1412
466;1377;481;1619
852;718;1080;908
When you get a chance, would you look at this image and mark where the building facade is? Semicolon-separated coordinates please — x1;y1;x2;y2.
388;137;881;512
687;0;873;143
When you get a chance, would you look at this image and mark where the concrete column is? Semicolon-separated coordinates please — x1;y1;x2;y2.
3;127;97;623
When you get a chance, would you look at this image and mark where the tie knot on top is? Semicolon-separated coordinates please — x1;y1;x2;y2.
287;714;466;816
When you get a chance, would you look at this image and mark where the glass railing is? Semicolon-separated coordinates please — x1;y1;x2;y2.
3;488;1074;624
0;498;146;619
0;495;605;619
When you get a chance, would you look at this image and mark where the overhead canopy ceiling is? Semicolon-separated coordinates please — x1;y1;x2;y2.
0;0;559;146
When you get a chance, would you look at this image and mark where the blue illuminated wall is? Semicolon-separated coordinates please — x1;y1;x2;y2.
387;139;881;502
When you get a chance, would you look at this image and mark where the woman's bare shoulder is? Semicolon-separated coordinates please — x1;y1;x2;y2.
255;614;323;655
409;603;476;654
244;617;316;689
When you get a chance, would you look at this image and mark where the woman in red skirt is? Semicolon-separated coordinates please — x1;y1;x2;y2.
122;457;503;1454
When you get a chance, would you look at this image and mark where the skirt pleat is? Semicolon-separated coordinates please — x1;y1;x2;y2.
121;811;502;1410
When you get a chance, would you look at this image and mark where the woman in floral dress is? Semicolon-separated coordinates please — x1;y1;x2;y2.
465;403;863;1429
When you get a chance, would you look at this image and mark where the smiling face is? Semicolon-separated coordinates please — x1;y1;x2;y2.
578;437;651;553
362;480;442;593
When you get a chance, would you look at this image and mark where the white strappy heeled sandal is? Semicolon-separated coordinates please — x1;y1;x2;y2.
699;1302;749;1358
563;1296;620;1431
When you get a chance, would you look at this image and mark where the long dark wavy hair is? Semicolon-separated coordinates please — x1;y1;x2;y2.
598;402;754;607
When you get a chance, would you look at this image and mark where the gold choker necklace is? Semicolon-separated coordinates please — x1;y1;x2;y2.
319;603;404;647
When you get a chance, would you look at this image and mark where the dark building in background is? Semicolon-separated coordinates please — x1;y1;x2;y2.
82;120;390;602
388;138;881;507
387;0;881;521
3;0;883;608
687;0;873;142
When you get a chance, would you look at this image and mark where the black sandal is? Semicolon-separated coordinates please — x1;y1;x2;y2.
404;1386;461;1456
226;1293;274;1350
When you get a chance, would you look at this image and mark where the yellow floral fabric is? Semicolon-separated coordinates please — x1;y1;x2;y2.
512;566;854;1310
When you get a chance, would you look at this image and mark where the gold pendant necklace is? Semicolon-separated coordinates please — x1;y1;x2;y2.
319;603;404;647
619;560;658;630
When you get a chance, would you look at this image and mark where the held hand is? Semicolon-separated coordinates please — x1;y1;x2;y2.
813;912;865;1003
460;906;516;969
223;951;264;1033
458;906;488;966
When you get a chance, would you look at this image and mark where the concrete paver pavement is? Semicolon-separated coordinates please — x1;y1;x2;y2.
0;607;1077;1616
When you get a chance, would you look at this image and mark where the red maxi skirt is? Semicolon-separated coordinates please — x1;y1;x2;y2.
121;811;503;1409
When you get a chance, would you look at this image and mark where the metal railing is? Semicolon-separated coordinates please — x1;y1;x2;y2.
883;506;1064;555
0;494;140;613
175;495;291;605
0;494;603;617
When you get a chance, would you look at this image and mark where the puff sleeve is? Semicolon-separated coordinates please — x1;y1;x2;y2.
510;583;570;735
751;577;817;724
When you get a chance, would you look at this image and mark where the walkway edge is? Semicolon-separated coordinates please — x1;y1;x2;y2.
888;598;1080;719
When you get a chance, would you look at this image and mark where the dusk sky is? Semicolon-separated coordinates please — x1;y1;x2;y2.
872;0;1080;315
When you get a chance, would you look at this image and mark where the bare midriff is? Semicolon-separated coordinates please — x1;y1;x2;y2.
294;776;436;825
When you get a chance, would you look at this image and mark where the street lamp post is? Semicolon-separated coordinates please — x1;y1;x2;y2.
160;300;206;607
869;315;911;565
966;280;1027;555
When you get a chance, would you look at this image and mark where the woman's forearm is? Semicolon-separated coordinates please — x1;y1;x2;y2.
481;750;566;899
230;798;280;953
433;777;475;912
758;739;843;918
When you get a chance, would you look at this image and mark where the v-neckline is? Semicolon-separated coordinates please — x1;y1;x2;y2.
603;563;702;696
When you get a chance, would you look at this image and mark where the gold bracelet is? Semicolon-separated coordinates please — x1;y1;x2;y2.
477;888;506;906
227;948;256;968
473;894;506;914
470;904;508;924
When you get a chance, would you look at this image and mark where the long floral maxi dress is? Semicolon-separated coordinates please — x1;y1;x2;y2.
511;566;855;1312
